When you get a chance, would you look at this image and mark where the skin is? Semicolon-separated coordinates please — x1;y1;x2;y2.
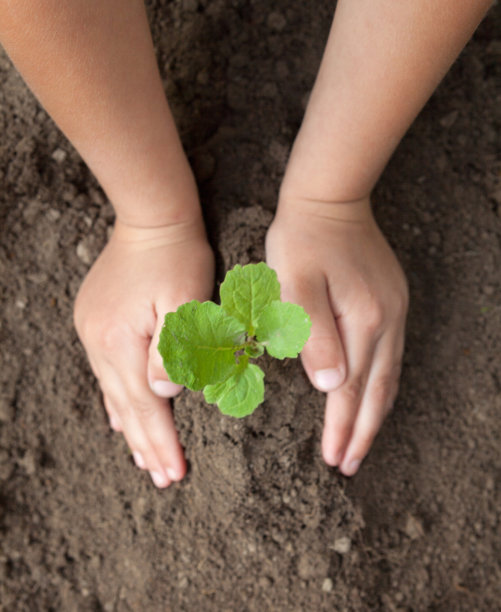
267;0;491;475
0;0;491;486
0;0;214;488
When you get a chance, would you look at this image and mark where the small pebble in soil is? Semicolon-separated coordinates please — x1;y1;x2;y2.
404;514;425;540
267;11;287;31
322;578;333;593
439;110;459;129
17;451;36;475
332;536;351;554
51;148;67;163
22;200;41;224
46;208;61;222
297;554;329;580
76;240;92;265
61;184;77;202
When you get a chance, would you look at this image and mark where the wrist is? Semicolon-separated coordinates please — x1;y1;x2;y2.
276;186;373;223
279;117;384;206
111;213;208;247
106;160;203;230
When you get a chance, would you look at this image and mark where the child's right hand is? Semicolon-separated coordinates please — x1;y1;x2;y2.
74;218;214;488
266;196;408;476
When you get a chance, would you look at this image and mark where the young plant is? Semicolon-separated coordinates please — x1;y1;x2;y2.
158;262;311;417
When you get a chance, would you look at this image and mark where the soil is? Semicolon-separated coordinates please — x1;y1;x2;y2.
1;1;500;610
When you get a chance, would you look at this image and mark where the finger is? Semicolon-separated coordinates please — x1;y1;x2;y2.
105;394;155;473
280;274;347;392
321;312;378;466
339;332;404;476
103;394;123;432
147;308;184;398
106;337;187;484
100;370;172;487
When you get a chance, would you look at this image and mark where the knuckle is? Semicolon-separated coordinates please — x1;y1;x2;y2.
128;389;159;419
358;297;385;333
341;377;364;402
100;322;128;354
107;404;130;425
74;304;132;355
109;400;128;419
134;401;158;419
370;375;394;406
366;307;384;333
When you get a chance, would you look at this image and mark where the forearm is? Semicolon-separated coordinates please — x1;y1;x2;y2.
281;0;491;203
0;0;197;227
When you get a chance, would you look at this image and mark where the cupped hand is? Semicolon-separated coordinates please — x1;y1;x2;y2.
266;197;408;476
74;218;214;487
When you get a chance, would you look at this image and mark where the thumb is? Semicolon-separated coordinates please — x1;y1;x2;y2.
147;307;184;398
283;276;346;393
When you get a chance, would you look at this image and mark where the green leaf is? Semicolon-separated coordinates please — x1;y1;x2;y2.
203;364;265;418
158;300;246;390
220;262;281;334
256;301;311;359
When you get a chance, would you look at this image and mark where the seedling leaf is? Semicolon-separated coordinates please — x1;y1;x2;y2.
256;301;311;359
158;263;311;419
158;300;246;390
203;363;265;418
220;262;280;334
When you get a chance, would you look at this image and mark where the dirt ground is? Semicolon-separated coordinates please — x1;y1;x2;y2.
1;1;500;610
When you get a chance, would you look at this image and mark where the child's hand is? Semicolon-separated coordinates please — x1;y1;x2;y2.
266;197;408;476
74;218;214;487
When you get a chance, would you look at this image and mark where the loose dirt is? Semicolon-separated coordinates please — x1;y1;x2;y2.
1;2;500;610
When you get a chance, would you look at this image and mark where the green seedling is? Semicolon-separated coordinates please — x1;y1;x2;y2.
158;262;311;417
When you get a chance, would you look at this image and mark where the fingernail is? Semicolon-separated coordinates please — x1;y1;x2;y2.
341;459;361;477
133;451;145;469
331;451;343;467
315;368;344;392
150;470;169;488
324;449;342;466
166;467;179;481
109;415;121;431
151;380;183;397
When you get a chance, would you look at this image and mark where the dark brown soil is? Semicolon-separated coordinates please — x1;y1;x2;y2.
1;2;500;610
